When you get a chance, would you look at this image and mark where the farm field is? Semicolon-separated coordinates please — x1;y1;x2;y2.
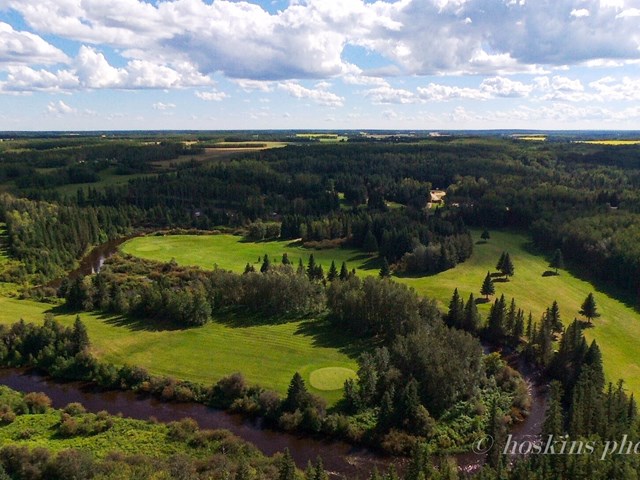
121;234;381;273
0;295;358;405
122;231;640;399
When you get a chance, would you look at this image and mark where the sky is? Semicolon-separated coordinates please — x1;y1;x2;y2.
0;0;640;131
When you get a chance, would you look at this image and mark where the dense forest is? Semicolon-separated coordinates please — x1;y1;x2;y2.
2;133;640;478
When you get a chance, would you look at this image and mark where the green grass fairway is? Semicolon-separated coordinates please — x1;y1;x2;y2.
397;230;640;397
0;296;357;405
309;367;357;391
121;234;380;273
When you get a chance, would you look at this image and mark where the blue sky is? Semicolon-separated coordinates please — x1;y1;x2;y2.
0;0;639;130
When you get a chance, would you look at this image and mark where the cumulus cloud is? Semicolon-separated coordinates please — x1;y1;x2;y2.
152;102;176;110
46;100;75;115
195;89;228;101
2;0;640;82
278;81;344;106
366;85;416;104
0;22;69;66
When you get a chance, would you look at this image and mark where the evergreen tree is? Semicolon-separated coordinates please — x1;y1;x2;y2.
306;254;317;279
496;252;506;272
543;381;565;437
339;261;349;281
501;252;514;278
526;312;534;340
379;257;391;278
463;294;481;333
579;293;601;324
362;229;379;253
260;254;271;273
446;288;464;329
284;372;310;412
72;316;90;352
278;449;297;480
549;300;562;333
376;387;396;432
550;248;565;274
481;229;491;241
327;260;338;281
282;253;291;265
480;271;495;300
487;295;506;339
244;263;255;274
506;298;517;336
513;309;525;340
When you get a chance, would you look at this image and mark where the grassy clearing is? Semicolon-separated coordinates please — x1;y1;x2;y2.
397;230;640;397
121;234;381;273
0;296;358;405
54;168;152;196
121;231;640;398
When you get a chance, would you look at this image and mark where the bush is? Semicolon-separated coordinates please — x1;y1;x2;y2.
23;392;52;414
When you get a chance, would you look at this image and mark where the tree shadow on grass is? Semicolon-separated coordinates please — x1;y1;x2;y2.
293;318;375;359
45;304;187;332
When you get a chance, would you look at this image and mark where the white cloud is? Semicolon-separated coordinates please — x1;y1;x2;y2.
366;85;416;104
46;100;75;115
589;76;640;101
152;102;176;110
3;0;640;82
480;77;532;97
416;83;488;101
0;22;69;66
570;8;590;17
278;81;344;106
195;89;228;101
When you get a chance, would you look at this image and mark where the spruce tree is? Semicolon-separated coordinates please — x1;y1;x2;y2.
260;254;271;273
463;294;481;333
513;309;525;340
579;293;600;324
543;381;565;437
480;271;495;300
487;295;506;339
297;258;305;276
284;372;310;412
481;229;491;241
501;252;514;278
339;261;349;281
379;257;391;278
282;252;291;265
550;248;564;274
549;300;562;333
496;251;506;271
72;316;90;352
446;288;464;328
486;399;507;469
278;449;297;480
327;260;338;281
362;229;379;253
506;298;517;336
306;254;317;279
244;263;255;274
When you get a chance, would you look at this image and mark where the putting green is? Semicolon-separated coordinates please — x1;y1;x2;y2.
309;367;357;391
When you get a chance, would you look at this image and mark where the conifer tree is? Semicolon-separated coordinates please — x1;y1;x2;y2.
463;294;481;333
362;229;379;253
283;372;310;412
579;293;600;324
278;449;297;480
282;253;291;265
306;254;317;279
486;398;507;469
297;258;305;276
506;298;517;335
481;229;491;241
526;312;534;340
327;260;338;281
72;316;90;352
496;252;506;271
260;254;271;273
446;288;464;328
487;295;506;339
244;263;255;274
543;381;565;437
513;309;525;340
339;261;349;281
501;252;514;278
480;271;495;300
379;257;391;278
549;300;562;333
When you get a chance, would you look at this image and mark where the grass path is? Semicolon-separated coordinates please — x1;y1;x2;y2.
397;230;640;396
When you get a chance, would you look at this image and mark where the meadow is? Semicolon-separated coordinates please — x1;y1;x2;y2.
121;231;640;398
0;295;358;405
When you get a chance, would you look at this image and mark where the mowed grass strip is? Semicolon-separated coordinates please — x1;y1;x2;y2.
397;230;640;397
121;234;380;273
0;296;357;405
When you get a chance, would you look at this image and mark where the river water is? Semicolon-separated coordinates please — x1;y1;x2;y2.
14;237;547;477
